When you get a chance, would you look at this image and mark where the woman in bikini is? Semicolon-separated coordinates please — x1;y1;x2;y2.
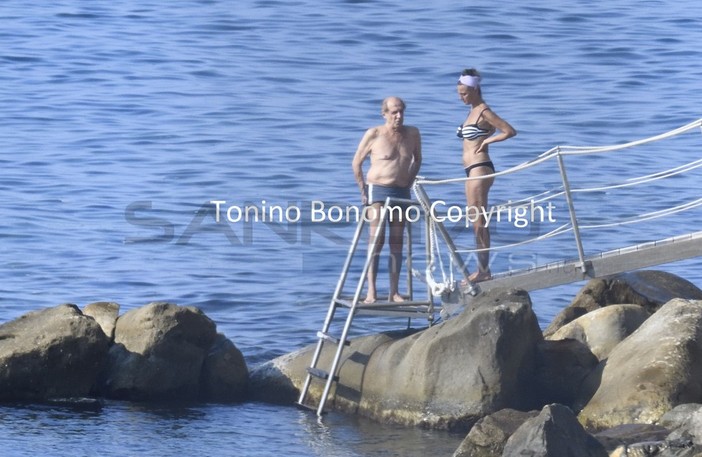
456;68;516;282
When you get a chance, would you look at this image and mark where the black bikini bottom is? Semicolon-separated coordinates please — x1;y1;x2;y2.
464;160;495;177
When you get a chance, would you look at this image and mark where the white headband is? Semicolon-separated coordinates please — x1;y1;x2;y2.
458;75;481;88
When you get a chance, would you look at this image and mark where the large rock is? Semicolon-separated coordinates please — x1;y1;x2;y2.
252;288;543;430
544;271;702;337
83;301;120;340
200;333;249;402
577;299;702;429
0;304;110;401
249;330;407;405
535;339;599;407
453;408;539;457
502;403;608;457
547;304;650;360
103;302;219;401
665;404;702;449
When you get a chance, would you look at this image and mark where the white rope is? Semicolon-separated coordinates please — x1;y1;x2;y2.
579;197;702;230
416;118;702;186
455;223;573;254
424;218;454;296
571;158;702;194
556;118;702;156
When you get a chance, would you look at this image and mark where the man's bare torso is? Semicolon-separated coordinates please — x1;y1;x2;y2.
365;125;420;188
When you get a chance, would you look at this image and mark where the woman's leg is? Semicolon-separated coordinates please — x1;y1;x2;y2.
465;169;494;281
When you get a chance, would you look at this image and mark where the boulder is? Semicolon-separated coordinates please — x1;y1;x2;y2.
658;404;702;432
544;271;702;337
200;333;249;402
535;338;599;407
502;403;608;457
249;330;407;405
0;304;110;401
547;304;650;360
453;408;539;457
577;299;702;429
665;404;702;449
251;288;543;430
83;301;120;340
103;302;219;401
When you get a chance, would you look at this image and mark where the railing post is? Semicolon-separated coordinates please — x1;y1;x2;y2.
556;148;587;272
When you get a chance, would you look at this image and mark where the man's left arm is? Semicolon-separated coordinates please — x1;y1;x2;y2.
409;128;422;181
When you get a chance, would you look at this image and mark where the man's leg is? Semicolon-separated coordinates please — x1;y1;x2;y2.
388;218;405;302
364;203;384;303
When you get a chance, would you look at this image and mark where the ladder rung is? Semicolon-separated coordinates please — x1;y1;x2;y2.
317;331;350;346
356;308;435;318
335;297;434;308
307;367;339;382
295;401;316;412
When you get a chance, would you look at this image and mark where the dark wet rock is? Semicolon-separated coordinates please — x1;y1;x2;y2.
544;270;702;337
535;338;599;407
502;403;608;457
200;333;249;402
452;408;538;457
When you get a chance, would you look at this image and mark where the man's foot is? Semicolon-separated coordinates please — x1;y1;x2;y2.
389;293;405;303
363;295;377;304
461;271;492;286
468;270;492;283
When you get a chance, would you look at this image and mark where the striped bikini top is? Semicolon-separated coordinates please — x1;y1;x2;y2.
457;108;493;141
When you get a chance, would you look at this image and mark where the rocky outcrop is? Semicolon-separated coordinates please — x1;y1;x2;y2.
577;299;702;429
0;304;110;401
502;404;608;457
251;288;543;430
4;267;702;455
544;270;702;337
0;301;248;404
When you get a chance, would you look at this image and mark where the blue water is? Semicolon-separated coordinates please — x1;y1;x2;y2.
1;0;701;455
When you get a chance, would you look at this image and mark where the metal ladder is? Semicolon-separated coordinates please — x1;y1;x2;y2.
297;190;478;416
